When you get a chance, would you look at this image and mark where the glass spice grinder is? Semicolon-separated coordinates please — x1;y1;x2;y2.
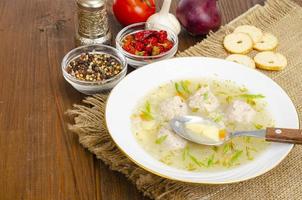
75;0;111;46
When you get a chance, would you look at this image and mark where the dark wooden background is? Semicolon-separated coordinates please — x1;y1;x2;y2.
3;0;300;199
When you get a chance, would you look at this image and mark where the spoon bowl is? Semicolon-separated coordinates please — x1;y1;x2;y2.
170;115;227;145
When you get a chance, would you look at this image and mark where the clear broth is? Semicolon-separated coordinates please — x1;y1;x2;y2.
131;79;274;171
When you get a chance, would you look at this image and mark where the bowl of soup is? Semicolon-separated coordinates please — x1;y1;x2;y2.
105;57;299;183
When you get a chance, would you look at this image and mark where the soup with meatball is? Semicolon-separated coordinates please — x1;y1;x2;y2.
131;79;274;171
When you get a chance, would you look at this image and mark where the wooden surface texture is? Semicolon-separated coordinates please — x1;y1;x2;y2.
3;0;297;199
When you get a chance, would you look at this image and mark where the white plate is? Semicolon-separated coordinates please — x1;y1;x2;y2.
106;57;299;184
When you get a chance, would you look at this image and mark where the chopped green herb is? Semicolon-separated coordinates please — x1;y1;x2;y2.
226;96;233;103
155;135;168;144
254;124;263;130
223;143;230;154
175;81;191;98
213;115;223;123
240;94;265;99
146;101;151;112
239;94;265;106
175;82;181;93
206;154;215;167
189;154;203;167
140;101;153;120
246;147;254;160
182;146;189;161
223;142;234;154
230;150;243;164
181;81;191;94
203;92;209;100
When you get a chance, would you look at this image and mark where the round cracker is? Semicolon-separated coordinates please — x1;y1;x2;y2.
253;33;278;51
254;51;287;71
223;33;253;54
226;54;256;68
234;25;263;43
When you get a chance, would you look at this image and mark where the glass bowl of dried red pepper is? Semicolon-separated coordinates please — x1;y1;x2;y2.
61;44;127;95
116;22;178;68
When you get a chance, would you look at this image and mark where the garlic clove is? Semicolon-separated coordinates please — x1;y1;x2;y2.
167;14;181;34
147;15;181;35
146;0;181;35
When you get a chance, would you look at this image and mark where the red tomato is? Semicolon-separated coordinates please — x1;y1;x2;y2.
113;0;156;26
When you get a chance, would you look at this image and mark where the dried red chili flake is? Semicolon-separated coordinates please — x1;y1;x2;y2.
134;41;145;51
134;30;156;41
158;30;168;42
122;30;174;56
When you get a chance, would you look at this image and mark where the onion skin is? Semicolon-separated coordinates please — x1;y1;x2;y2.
176;0;222;36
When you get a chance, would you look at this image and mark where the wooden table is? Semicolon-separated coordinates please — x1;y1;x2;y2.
0;0;272;199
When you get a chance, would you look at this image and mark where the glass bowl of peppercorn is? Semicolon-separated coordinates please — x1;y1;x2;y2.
116;22;178;68
61;44;127;95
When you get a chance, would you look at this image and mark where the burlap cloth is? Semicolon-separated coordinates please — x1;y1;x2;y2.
67;0;302;199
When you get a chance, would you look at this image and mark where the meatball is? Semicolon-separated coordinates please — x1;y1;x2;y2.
159;96;188;121
188;87;219;112
156;126;187;150
227;100;256;123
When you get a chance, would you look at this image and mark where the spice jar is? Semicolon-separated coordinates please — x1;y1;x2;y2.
75;0;111;46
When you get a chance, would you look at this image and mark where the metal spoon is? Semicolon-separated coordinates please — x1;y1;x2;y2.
170;115;302;146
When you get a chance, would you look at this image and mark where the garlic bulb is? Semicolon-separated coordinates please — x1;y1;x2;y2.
146;0;181;35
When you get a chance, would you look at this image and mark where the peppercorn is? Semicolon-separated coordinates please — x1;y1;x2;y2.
66;53;122;82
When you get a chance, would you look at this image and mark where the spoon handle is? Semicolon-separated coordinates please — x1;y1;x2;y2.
266;128;302;144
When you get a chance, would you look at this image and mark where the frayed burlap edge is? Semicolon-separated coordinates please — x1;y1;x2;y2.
67;0;302;199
